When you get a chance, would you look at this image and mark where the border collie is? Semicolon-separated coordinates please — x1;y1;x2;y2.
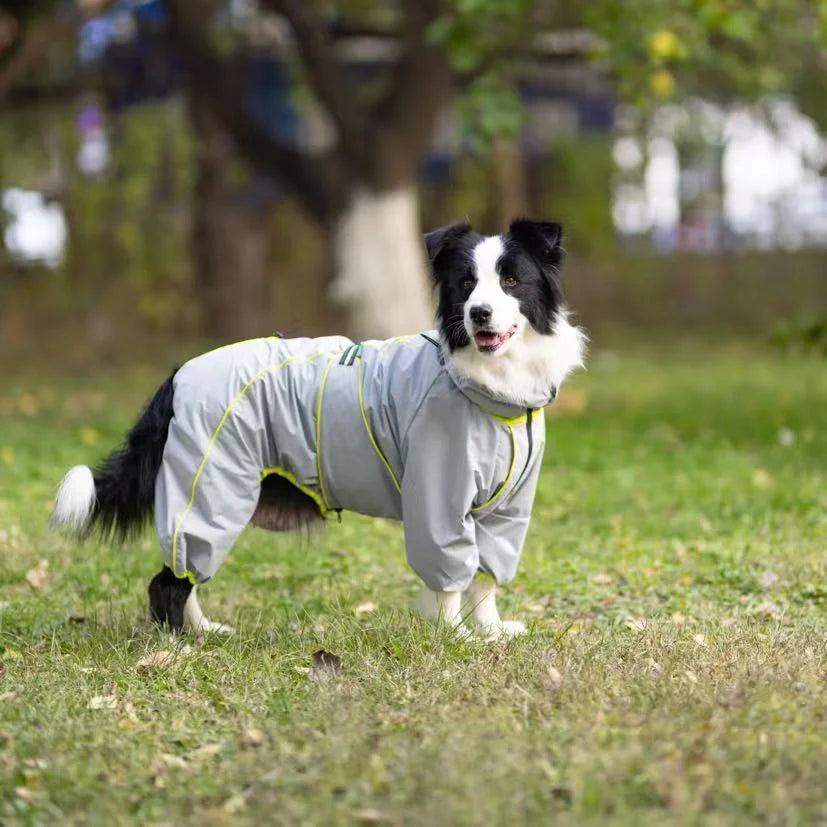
52;219;585;641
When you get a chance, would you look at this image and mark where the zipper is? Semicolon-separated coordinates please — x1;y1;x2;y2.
514;408;534;490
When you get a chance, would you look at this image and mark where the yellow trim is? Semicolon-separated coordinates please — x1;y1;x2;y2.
170;351;330;577
475;570;497;583
261;466;329;515
471;424;516;512
479;406;528;426
315;356;336;510
356;356;401;492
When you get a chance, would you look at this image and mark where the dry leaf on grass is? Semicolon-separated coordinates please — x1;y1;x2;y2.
354;601;377;615
624;617;647;632
544;665;564;688
309;650;342;683
87;695;117;710
240;727;265;748
25;561;49;590
188;743;222;760
136;650;177;672
352;808;393;824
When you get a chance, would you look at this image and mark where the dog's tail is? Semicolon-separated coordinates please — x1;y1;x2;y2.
51;370;177;541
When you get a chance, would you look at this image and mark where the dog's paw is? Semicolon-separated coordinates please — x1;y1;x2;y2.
201;619;236;636
480;619;527;641
187;618;236;636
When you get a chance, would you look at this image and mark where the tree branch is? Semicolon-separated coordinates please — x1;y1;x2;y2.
0;1;117;102
260;0;365;166
167;0;349;222
369;0;452;186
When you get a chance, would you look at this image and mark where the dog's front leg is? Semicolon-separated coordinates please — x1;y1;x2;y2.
462;577;527;641
416;587;470;636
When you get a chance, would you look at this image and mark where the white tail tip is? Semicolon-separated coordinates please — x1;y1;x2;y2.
51;465;96;533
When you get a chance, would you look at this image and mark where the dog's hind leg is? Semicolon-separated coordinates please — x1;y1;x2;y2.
148;566;192;632
182;587;235;635
148;566;234;635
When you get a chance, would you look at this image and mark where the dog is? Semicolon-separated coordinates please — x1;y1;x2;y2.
51;218;585;640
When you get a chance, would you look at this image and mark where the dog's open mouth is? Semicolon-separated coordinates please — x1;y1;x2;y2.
473;327;516;353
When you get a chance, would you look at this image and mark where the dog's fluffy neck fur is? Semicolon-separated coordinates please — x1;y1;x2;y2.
444;310;586;408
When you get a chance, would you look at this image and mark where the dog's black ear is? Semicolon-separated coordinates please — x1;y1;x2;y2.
424;221;472;274
508;219;564;273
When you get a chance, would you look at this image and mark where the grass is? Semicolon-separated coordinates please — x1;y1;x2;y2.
0;343;825;825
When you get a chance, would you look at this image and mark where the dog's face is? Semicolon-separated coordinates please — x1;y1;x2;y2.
426;219;565;356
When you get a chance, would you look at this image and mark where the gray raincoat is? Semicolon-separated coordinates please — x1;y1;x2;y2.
155;333;551;591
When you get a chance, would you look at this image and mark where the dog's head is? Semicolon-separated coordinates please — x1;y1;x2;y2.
426;219;565;356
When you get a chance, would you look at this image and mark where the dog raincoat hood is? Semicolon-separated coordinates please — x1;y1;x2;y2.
155;333;548;591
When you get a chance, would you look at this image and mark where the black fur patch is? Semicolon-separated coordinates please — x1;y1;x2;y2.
91;370;177;541
251;473;325;532
148;565;192;632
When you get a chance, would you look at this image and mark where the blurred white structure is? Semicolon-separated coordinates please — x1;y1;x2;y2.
2;188;68;269
612;99;827;251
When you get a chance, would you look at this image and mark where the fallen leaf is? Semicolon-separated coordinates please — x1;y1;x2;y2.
684;669;699;684
309;649;342;683
545;665;564;687
352;808;392;824
136;650;177;672
223;794;248;814
240;727;265;747
649;658;663;675
624;617;647;632
158;753;188;769
15;786;35;801
671;612;687;627
87;695;118;710
354;601;377;615
189;742;222;760
693;633;707;646
25;561;49;591
591;573;612;585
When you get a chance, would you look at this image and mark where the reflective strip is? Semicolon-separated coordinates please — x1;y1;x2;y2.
261;466;329;515
356;356;401;492
315;356;336;510
471;424;516;513
479;406;528;426
170;351;330;578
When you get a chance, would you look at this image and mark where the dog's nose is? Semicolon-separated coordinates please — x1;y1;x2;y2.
469;305;492;325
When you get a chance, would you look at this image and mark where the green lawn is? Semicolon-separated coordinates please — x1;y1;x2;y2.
0;345;825;825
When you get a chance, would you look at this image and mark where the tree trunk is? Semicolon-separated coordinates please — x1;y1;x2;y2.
189;86;274;341
329;183;433;339
486;136;529;231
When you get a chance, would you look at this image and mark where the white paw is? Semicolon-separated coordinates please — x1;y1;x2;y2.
480;619;527;641
197;619;236;636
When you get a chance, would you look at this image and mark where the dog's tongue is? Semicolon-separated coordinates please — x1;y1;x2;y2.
474;331;507;348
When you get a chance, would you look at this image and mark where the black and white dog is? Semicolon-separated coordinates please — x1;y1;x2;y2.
52;219;585;639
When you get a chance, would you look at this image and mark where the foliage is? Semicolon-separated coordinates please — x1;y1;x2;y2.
586;0;827;127
1;345;825;823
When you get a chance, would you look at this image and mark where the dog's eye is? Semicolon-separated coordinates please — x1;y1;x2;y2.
501;275;518;288
462;279;475;291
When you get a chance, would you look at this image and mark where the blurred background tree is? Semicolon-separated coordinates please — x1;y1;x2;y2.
0;0;825;358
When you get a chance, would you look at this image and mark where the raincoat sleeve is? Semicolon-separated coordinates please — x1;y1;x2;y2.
400;390;486;593
474;451;543;585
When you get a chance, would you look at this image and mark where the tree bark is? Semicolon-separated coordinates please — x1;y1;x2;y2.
189;87;274;341
330;183;434;339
